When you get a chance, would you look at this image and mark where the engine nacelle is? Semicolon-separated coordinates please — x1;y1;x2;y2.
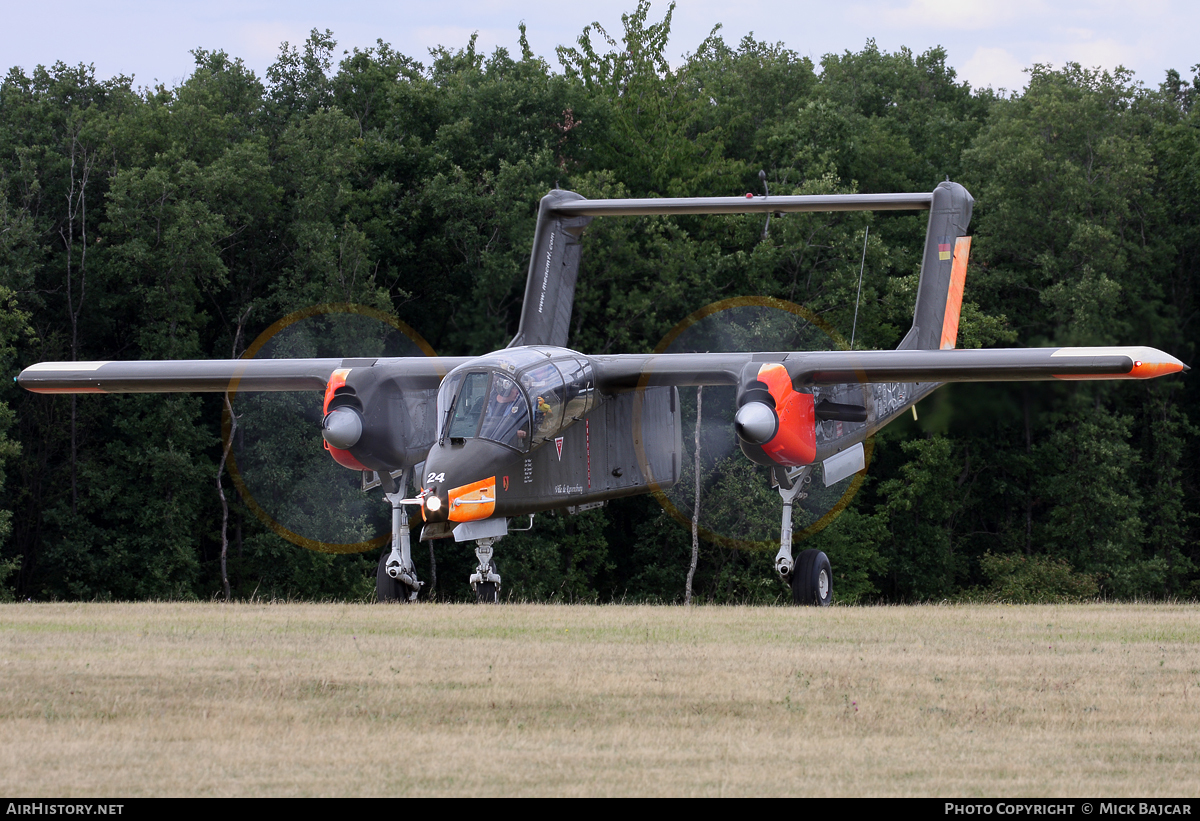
321;367;416;472
735;363;816;467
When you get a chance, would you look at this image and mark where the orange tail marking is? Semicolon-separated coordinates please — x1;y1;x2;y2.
940;236;972;350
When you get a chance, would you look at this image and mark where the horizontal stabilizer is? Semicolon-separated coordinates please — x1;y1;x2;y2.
549;192;932;217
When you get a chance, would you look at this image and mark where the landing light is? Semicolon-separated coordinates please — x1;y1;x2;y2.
425;495;442;513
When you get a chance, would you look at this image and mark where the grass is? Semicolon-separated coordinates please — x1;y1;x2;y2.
1;601;1198;796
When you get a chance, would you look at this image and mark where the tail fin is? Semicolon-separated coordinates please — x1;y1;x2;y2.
898;181;975;351
508;190;593;349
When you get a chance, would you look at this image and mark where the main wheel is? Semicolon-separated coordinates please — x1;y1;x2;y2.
475;561;500;603
376;551;413;603
791;549;832;606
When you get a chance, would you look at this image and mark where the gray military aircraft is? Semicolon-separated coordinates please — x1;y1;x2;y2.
18;181;1187;605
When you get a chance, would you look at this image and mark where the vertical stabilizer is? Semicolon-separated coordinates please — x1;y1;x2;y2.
508;190;593;349
898;181;975;351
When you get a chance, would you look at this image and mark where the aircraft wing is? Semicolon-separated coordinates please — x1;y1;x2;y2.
17;356;473;394
18;346;1186;396
592;346;1188;392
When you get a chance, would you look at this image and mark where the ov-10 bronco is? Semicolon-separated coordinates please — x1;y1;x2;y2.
19;181;1187;604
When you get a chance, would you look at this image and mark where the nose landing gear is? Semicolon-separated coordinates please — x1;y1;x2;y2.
469;538;502;603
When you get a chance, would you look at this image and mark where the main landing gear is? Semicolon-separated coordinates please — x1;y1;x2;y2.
375;469;423;603
773;465;833;607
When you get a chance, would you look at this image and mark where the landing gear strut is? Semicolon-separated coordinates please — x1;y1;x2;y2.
772;465;832;606
470;538;502;603
376;469;423;603
773;465;811;581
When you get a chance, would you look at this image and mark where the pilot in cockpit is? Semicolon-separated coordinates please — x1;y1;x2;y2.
479;376;528;448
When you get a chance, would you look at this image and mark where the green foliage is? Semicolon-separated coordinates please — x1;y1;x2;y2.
557;1;746;196
974;551;1100;603
1032;405;1148;596
874;436;971;600
807;506;888;604
498;509;613;602
0;287;32;576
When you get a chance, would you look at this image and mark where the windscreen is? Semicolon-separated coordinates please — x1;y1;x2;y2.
478;374;530;450
445;371;490;439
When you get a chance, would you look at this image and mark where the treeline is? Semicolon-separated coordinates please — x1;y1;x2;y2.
1;3;1197;602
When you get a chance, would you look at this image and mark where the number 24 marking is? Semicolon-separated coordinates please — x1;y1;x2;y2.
426;472;445;485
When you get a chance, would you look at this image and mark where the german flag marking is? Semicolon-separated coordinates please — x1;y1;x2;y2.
939;236;972;350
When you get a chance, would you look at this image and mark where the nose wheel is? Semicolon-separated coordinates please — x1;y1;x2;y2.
474;560;500;603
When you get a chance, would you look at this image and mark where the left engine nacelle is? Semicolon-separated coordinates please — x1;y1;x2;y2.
321;367;414;472
734;362;816;467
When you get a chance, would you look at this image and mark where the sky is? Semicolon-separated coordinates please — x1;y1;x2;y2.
2;1;1197;94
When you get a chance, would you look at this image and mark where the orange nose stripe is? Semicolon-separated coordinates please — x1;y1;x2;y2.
448;476;497;522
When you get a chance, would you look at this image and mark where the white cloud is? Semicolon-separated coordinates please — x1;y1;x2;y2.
960;46;1028;91
409;25;518;56
871;0;1046;31
1044;38;1142;75
234;22;313;65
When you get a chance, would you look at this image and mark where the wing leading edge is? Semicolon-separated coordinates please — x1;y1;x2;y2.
592;346;1188;392
17;356;472;395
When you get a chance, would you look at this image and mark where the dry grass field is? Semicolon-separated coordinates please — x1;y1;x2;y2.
1;601;1198;797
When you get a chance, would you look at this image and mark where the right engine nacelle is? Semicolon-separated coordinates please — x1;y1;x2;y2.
321;366;425;473
734;363;816;467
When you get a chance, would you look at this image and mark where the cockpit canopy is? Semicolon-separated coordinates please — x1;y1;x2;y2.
437;347;596;451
